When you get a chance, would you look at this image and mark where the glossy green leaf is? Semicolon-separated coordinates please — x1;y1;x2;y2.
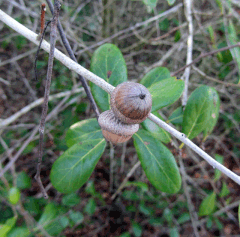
219;182;230;197
168;107;183;125
140;67;170;88
199;192;216;216
203;88;220;139
182;86;219;140
0;217;16;237
65;118;103;147
16;171;31;190
142;112;171;143
214;154;223;181
8;187;21;205
148;77;184;111
133;130;181;193
90;43;127;111
7;227;30;237
50;139;106;193
167;0;176;5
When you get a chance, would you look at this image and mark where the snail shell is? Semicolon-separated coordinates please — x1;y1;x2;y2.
98;110;139;144
110;82;152;124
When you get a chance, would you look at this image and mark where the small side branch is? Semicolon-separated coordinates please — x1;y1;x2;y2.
182;0;193;107
35;1;61;199
171;42;240;77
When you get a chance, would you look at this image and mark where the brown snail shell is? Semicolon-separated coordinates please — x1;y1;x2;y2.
98;110;139;144
110;82;152;124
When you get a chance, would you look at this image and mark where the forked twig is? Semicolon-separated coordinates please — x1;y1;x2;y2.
35;0;61;199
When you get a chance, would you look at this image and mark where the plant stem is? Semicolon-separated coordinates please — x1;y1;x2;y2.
35;0;61;199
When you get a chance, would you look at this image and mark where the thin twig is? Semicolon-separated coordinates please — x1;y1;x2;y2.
46;0;100;118
36;3;46;40
171;42;240;77
0;88;84;129
111;161;141;200
179;154;200;237
34;20;51;81
182;0;193;106
1;10;240;186
192;65;240;88
35;0;61;199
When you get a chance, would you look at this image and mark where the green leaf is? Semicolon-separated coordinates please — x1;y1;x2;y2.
168;107;183;125
132;222;142;237
163;208;173;223
62;193;80;207
177;213;190;224
167;0;176;6
8;187;21;205
203;88;220;139
142;112;171;143
125;181;148;192
7;227;30;237
139;202;154;216
148;77;184;111
133;130;181;193
38;203;58;228
182;86;219;140
0;217;16;237
65;118;103;147
142;0;158;12
170;227;179;237
199;192;216;216
90;43;127;111
219;182;230;197
227;20;240;83
84;198;96;215
16;171;31;190
45;216;69;236
122;190;140;201
50;139;106;193
214;155;223;181
69;210;84;225
140;67;170;88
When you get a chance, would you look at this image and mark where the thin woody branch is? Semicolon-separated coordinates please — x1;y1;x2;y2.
171;42;240;77
35;1;61;199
